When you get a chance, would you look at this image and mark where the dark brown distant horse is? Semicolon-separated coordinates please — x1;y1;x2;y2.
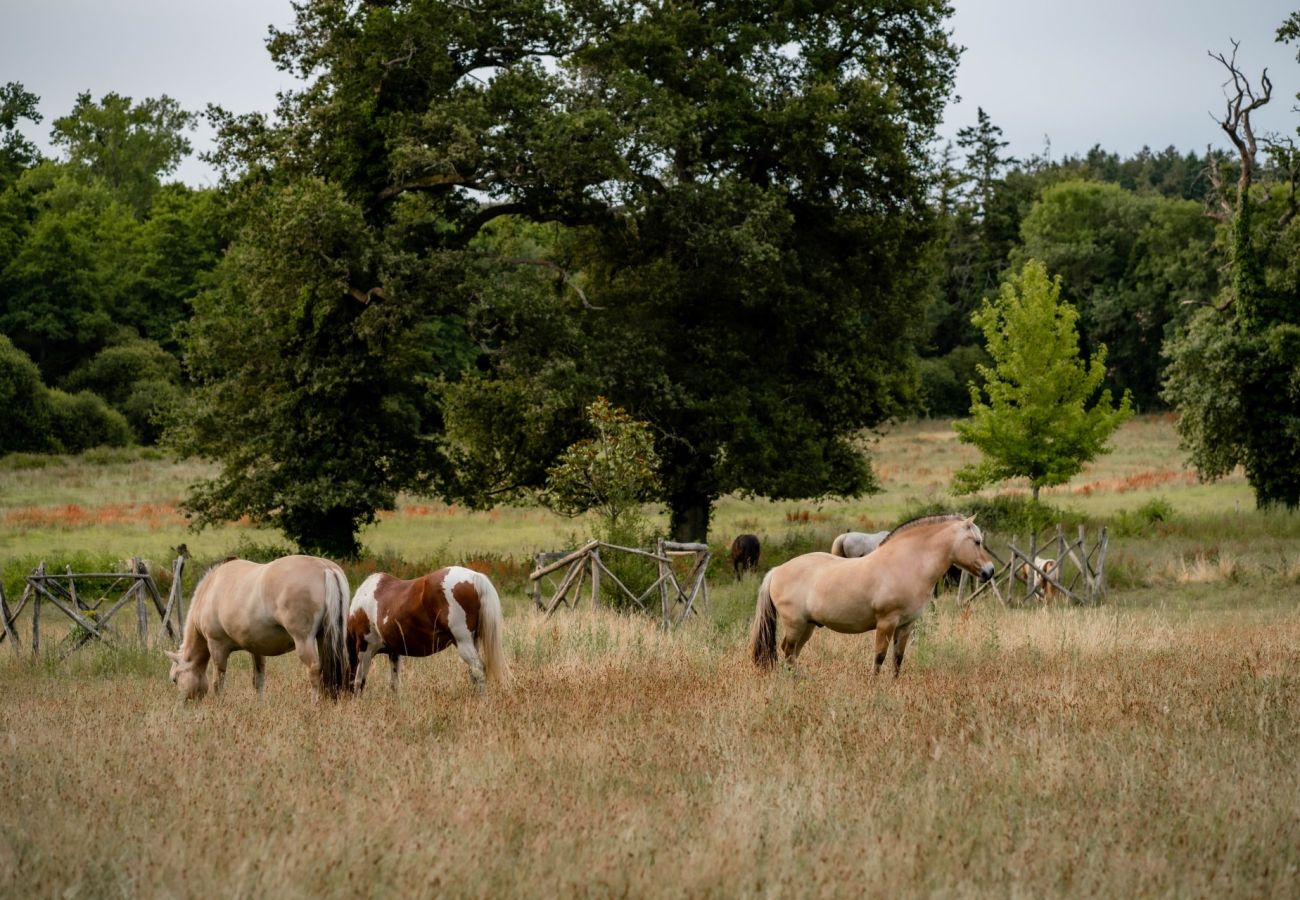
730;534;761;578
347;566;510;693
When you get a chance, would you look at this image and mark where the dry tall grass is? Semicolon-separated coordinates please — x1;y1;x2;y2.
2;592;1297;897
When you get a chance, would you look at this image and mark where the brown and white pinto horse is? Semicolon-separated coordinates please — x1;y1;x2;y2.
751;514;995;677
347;566;510;693
166;555;351;701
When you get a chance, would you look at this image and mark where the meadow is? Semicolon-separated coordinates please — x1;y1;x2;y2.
1;417;1298;897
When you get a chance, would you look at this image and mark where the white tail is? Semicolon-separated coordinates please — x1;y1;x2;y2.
317;566;351;697
471;571;511;686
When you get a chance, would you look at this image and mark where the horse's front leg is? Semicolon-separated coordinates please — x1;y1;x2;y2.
388;654;401;692
892;620;916;678
209;643;231;696
252;653;266;699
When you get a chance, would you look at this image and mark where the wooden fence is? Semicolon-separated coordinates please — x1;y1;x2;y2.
0;553;188;657
956;523;1109;607
529;539;711;629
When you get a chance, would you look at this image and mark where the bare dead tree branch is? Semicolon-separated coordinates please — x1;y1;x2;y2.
1209;40;1272;206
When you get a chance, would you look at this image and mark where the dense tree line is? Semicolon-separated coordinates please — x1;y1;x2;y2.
2;2;1299;552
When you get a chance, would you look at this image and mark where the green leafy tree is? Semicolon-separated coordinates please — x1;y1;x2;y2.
0;167;135;380
1015;180;1219;407
541;397;662;540
0;82;42;188
188;0;960;549
169;177;467;558
50;92;195;216
1164;35;1300;508
954;260;1133;503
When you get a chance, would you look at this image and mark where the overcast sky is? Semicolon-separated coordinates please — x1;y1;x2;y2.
3;0;1299;185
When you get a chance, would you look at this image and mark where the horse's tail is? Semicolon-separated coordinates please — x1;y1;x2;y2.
317;565;351;698
472;571;512;687
830;533;846;557
750;570;779;670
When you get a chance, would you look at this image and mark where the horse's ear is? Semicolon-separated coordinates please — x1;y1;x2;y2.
165;650;180;662
965;514;977;526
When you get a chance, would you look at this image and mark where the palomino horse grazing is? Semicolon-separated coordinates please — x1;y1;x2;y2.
730;534;761;578
830;530;890;558
347;566;510;693
166;555;351;700
752;514;994;677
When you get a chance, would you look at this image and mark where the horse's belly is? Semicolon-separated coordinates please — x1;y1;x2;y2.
811;607;876;633
216;615;295;656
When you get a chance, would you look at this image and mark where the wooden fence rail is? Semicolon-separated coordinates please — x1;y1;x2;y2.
0;553;188;658
529;539;712;629
956;524;1109;607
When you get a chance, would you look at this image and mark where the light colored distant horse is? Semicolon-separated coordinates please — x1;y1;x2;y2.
830;530;890;558
752;514;994;677
166;555;351;700
347;565;510;693
1018;557;1060;604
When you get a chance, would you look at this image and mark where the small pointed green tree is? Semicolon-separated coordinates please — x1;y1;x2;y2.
541;397;662;542
953;260;1133;504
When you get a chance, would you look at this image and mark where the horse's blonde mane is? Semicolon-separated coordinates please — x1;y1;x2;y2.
880;513;966;544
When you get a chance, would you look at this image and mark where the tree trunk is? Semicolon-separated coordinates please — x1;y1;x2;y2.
668;495;712;543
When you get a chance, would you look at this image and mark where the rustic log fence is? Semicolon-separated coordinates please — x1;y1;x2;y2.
956;523;1109;607
0;552;189;657
529;539;711;628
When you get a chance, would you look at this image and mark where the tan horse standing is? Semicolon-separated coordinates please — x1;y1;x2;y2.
166;555;351;700
751;514;994;676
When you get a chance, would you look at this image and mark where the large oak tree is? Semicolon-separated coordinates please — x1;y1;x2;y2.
181;0;959;550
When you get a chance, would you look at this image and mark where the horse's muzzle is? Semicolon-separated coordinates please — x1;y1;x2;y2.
979;563;995;582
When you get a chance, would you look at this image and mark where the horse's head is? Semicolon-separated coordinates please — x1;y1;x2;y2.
951;515;995;582
165;649;209;701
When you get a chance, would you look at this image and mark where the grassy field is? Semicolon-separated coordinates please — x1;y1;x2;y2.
1;417;1298;897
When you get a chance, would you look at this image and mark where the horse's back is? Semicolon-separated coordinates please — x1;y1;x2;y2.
200;554;338;654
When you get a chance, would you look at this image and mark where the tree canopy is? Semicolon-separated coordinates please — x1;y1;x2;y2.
178;0;961;548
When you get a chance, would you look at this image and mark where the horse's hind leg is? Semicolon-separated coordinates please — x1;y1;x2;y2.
252;653;266;699
779;618;815;673
292;635;324;698
454;636;487;691
873;620;898;676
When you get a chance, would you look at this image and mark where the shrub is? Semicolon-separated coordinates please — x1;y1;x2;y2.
119;378;183;444
47;389;132;453
62;339;181;406
63;340;184;443
0;334;54;454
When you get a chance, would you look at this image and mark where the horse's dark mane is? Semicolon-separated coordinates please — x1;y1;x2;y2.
880;513;966;544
